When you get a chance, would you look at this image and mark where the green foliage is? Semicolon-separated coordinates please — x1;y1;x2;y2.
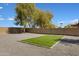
64;24;75;28
15;3;55;29
64;25;71;28
33;9;54;28
15;3;35;27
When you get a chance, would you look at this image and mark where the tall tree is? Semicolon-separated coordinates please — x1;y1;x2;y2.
15;3;35;32
15;3;55;30
33;9;54;28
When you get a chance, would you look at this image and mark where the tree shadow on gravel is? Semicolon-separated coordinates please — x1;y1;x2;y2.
61;39;79;45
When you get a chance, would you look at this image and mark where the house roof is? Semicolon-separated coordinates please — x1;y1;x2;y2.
71;23;79;27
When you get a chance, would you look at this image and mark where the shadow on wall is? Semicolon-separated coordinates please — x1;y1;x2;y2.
8;28;24;34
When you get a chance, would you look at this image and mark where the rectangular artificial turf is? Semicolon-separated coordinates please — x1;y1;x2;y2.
20;35;63;48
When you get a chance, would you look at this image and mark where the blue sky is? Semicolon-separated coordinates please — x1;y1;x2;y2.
0;3;79;27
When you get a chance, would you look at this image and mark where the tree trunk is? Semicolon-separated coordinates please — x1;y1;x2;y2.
23;25;26;33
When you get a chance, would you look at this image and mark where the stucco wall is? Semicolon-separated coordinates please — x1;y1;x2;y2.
0;27;8;34
0;27;23;34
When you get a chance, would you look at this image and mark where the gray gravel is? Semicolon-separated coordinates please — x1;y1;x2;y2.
0;33;79;56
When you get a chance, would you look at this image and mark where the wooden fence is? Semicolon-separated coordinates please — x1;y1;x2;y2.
0;27;79;36
26;28;79;36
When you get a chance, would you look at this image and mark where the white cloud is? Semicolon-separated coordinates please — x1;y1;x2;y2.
0;17;15;21
8;17;14;20
0;18;5;20
0;7;3;9
59;21;64;24
70;19;79;25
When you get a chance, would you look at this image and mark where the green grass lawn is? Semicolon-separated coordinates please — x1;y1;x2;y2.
20;35;63;48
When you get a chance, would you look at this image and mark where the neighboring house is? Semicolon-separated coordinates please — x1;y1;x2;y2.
71;23;79;28
65;20;79;28
64;23;79;28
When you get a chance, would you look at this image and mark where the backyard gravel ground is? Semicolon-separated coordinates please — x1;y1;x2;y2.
0;33;79;56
